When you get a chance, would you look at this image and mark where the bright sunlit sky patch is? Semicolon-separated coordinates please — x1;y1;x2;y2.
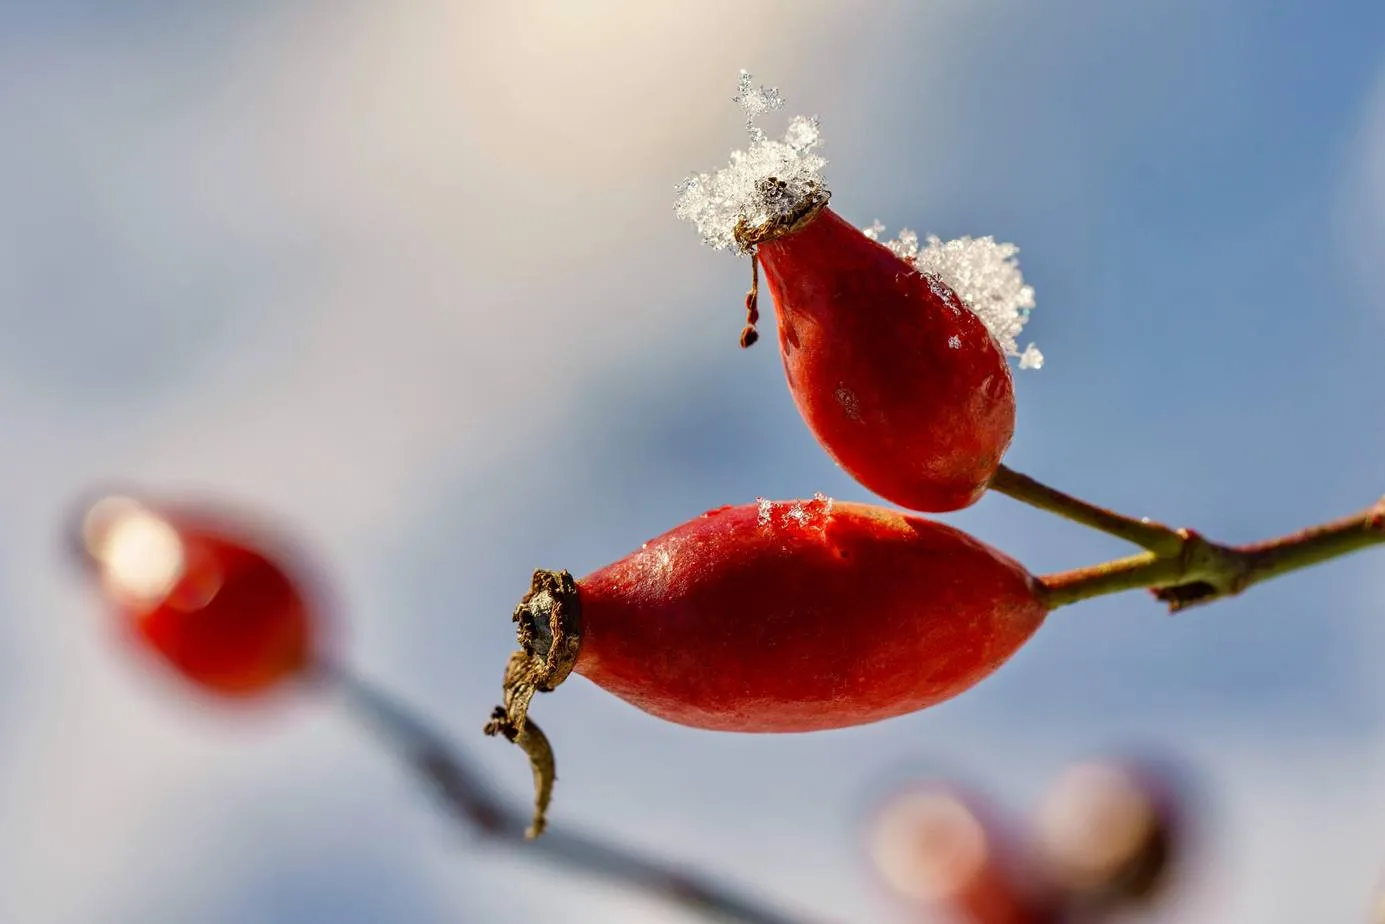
2;2;1385;923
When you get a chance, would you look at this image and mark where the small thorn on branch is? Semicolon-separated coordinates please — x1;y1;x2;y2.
1150;581;1222;613
1366;496;1385;531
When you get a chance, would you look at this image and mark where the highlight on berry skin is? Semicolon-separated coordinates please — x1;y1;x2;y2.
866;783;1055;924
81;495;189;608
75;493;317;699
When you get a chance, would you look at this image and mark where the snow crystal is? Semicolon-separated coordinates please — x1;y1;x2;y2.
882;228;921;262
732;75;784;140
1019;344;1044;370
755;494;834;530
673;70;1041;366
811;491;834;517
867;224;1041;369
674;71;828;253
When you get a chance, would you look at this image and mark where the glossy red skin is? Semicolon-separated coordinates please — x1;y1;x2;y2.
757;207;1016;512
572;498;1046;732
120;519;313;698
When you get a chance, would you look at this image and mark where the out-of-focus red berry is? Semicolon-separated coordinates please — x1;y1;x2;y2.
867;783;1057;924
1033;759;1184;911
78;495;315;698
756;207;1015;513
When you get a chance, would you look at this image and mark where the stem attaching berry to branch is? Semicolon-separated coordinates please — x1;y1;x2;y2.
988;464;1184;556
1009;488;1385;611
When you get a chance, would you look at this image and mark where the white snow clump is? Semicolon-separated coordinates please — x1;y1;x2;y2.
865;223;1043;370
674;71;1041;369
674;71;828;253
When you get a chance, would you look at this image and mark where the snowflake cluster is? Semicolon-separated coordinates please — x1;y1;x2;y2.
865;223;1043;370
675;71;1041;370
674;71;828;253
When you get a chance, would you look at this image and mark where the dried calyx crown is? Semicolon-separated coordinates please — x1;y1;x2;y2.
732;176;830;348
732;176;831;250
483;568;583;838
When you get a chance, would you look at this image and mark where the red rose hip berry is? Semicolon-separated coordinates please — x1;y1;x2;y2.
77;495;316;698
487;496;1048;834
752;205;1016;512
676;73;1040;513
869;784;1060;924
1034;759;1187;913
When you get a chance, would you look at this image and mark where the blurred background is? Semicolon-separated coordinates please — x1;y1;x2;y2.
2;1;1385;921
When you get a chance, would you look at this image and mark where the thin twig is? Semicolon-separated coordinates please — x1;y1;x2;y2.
991;464;1184;555
323;664;824;924
1040;497;1385;610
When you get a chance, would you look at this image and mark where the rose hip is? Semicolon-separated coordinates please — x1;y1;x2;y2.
78;495;316;698
675;75;1035;512
487;496;1047;834
1034;759;1186;912
753;205;1016;512
869;784;1059;924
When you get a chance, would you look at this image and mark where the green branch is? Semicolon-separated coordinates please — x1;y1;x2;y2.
994;466;1385;611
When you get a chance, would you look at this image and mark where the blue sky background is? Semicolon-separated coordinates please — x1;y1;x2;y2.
2;2;1385;922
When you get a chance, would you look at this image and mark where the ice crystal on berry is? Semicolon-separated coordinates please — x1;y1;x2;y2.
754;494;835;532
675;71;828;253
731;73;784;139
1019;343;1044;370
868;223;1042;369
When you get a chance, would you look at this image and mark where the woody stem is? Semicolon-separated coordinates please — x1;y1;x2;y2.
1037;497;1385;611
990;464;1183;555
326;664;820;924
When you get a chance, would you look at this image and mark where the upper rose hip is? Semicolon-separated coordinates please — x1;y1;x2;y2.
757;206;1017;511
675;72;1041;512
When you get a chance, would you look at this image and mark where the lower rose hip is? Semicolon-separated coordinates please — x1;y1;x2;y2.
487;496;1048;834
